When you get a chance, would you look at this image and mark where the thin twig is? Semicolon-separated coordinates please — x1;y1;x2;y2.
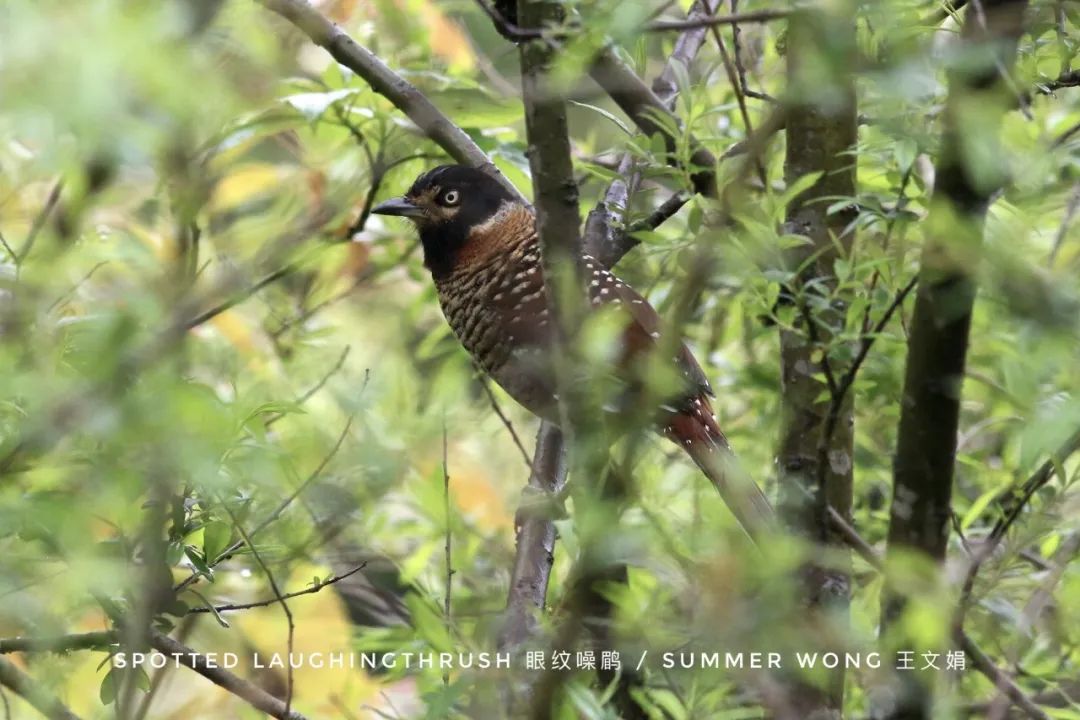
271;240;420;339
45;261;110;313
709;24;766;185
0;232;15;261
186;264;295;329
265;346;352;427
955;425;1080;625
1047;183;1080;268
174;412;358;593
729;0;752;101
0;631;117;655
15;181;64;267
185;561;367;613
219;502;296;715
647;8;791;31
1052;120;1080;148
475;367;536;472
442;421;453;686
824;508;1051;720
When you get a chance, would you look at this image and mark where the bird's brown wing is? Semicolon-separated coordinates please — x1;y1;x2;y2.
486;249;714;420
581;255;714;406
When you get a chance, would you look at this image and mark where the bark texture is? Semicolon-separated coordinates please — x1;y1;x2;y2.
881;1;1029;718
777;8;858;717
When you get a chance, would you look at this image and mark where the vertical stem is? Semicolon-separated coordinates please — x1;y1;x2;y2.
442;421;453;686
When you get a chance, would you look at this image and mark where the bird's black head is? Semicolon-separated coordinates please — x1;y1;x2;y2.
372;165;516;277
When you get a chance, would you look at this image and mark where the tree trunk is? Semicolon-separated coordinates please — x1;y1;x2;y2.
777;7;858;717
881;1;1029;718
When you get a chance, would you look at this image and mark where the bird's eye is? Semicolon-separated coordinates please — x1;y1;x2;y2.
442;190;460;206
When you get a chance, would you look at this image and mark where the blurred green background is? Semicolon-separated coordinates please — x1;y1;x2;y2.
0;0;1077;717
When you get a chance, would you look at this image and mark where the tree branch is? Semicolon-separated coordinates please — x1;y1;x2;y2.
776;6;858;714
0;657;81;720
149;631;309;720
257;0;523;202
882;4;1029;716
0;632;117;655
646;8;791;31
587;48;719;198
187;563;368;616
883;0;1029;613
499;424;567;651
583;0;719;266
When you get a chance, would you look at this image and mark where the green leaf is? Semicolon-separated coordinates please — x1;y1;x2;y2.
280;88;361;120
779;171;825;208
569;101;631;135
894;138;917;174
99;668;118;705
202;520;232;562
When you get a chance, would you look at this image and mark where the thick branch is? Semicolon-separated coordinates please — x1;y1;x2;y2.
882;2;1029;717
884;0;1029;610
0;657;81;720
587;49;719;198
499;424;568;650
776;6;858;715
584;0;719;266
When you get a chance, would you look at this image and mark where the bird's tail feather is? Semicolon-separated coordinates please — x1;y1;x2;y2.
666;400;775;542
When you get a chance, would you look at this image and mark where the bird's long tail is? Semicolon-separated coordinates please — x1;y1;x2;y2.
665;396;775;542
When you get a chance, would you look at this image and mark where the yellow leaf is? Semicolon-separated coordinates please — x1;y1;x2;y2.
413;0;475;72
210;163;284;213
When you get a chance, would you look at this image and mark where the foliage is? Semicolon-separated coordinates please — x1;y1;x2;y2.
0;0;1077;718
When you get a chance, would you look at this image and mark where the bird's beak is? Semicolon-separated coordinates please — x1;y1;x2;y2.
371;197;425;219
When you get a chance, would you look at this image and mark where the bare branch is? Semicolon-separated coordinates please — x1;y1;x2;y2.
584;0;719;267
646;7;790;31
186;264;295;329
499;424;567;651
182;564;368;615
257;0;523;202
475;368;537;472
15;180;63;267
265;346;352;427
958;635;1051;720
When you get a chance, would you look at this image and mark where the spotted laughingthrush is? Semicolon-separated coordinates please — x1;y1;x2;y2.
373;165;774;538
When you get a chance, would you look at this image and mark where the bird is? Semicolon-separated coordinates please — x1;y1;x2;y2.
372;164;774;539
